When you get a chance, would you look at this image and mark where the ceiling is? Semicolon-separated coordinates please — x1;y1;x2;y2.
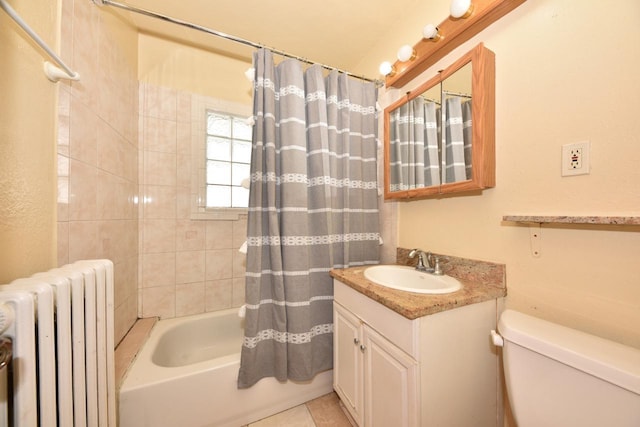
104;0;427;79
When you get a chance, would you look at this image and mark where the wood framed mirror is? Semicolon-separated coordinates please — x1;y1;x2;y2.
383;43;495;200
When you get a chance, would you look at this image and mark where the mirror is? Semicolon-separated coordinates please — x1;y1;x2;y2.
384;43;495;199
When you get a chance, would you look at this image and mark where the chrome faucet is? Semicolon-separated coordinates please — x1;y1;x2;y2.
408;248;432;272
408;248;444;275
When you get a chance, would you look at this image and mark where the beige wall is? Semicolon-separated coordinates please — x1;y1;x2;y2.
0;0;58;282
57;0;139;343
139;34;252;104
364;0;640;348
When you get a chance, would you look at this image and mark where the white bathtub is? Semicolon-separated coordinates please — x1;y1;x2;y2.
119;308;333;427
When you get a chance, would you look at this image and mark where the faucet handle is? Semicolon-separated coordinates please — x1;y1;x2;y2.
426;252;434;268
433;257;444;275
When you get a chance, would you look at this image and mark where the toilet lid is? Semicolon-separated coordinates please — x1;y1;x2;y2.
498;309;640;394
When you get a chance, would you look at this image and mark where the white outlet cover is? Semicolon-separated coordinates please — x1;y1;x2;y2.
561;141;590;176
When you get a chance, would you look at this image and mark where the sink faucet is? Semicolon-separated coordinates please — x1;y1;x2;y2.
408;249;444;275
408;248;432;272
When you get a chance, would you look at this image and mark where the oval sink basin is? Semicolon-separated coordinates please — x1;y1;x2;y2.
364;265;461;294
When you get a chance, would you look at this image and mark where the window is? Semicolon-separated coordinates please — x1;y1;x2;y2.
205;111;251;208
190;95;252;220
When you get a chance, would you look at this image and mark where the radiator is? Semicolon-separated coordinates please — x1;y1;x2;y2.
0;259;115;427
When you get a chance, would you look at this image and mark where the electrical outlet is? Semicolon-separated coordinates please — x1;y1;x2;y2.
561;141;590;176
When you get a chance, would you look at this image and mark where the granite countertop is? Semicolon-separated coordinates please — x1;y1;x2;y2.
502;215;640;225
330;251;507;320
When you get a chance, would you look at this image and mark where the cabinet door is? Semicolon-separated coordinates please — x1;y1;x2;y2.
363;324;419;427
333;302;363;425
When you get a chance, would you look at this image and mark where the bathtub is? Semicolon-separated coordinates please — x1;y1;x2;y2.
119;308;333;427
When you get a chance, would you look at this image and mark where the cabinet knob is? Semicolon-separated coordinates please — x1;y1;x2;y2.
353;338;360;345
359;344;366;352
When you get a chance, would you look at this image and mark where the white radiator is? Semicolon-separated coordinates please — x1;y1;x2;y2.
0;259;115;427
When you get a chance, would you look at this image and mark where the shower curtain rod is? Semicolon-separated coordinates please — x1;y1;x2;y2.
1;0;80;81
442;89;472;98
93;0;380;85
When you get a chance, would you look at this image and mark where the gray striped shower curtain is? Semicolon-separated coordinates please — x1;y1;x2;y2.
237;49;380;388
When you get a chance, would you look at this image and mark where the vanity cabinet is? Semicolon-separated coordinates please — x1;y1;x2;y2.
334;302;418;427
333;279;500;427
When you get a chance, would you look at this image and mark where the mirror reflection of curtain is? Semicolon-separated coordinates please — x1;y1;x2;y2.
238;49;380;389
424;101;441;186
389;98;440;191
443;97;470;183
462;100;472;179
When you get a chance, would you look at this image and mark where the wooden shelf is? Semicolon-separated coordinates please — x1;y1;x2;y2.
385;0;526;88
502;215;640;225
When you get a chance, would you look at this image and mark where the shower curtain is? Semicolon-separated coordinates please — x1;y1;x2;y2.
389;97;440;191
237;49;380;389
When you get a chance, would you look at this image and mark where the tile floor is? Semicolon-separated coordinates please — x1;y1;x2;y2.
246;392;353;427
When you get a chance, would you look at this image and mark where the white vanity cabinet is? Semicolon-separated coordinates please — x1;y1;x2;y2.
333;279;500;427
334;302;419;427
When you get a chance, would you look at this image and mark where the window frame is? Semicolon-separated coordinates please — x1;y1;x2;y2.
204;110;252;209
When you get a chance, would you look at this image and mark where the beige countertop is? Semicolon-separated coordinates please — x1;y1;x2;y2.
330;252;506;320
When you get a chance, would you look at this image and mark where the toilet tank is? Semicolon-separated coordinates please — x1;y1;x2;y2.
498;309;640;427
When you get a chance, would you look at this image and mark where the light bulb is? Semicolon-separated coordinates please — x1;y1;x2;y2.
397;45;416;62
422;24;442;41
450;0;473;19
379;61;395;77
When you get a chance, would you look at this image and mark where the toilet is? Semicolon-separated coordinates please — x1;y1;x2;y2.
492;309;640;427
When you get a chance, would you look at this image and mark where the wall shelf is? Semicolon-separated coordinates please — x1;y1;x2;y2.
502;215;640;226
503;215;640;257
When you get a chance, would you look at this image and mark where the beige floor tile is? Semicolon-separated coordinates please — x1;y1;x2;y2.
249;404;316;427
306;392;353;427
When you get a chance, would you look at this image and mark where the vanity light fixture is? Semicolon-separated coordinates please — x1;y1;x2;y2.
422;24;443;41
450;0;474;19
397;44;417;62
379;61;396;77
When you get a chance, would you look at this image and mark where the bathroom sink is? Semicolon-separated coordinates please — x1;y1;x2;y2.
364;265;461;294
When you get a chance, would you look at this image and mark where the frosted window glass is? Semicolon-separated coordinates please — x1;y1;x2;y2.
232;163;250;186
232;139;252;163
207;185;231;208
233;120;252;141
207;160;231;185
207;136;231;161
232;187;249;208
205;110;253;209
207;113;231;137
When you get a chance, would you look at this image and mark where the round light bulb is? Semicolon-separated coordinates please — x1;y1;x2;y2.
397;44;416;62
450;0;473;18
379;61;395;76
422;24;441;40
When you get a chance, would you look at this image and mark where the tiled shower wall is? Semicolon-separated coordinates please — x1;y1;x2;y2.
57;0;139;344
138;82;246;319
57;0;247;340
